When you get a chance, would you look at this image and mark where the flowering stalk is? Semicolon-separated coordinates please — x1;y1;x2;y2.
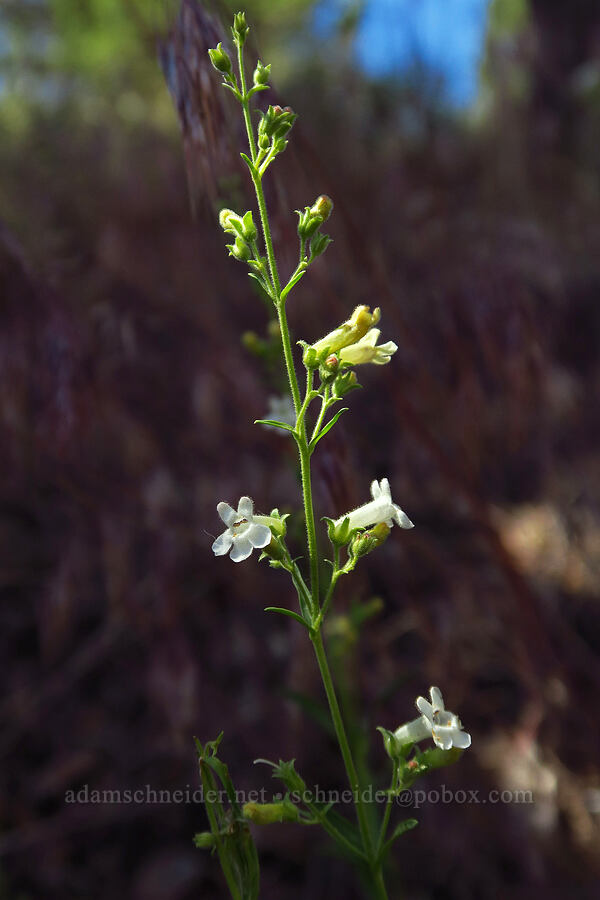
200;13;471;899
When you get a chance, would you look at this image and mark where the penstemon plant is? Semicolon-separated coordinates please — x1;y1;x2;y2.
195;12;471;899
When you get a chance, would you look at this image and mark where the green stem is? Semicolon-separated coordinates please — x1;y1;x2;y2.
200;765;241;900
288;557;313;616
236;40;387;897
276;299;302;414
237;43;257;164
376;760;398;861
310;629;387;897
298;369;320;609
303;800;367;862
372;868;389;900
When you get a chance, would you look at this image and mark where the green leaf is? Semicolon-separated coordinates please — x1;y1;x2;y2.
247;272;271;296
240;152;257;177
196;732;224;759
381;818;418;857
247;84;270;97
254;418;295;433
222;82;242;102
221;821;260;900
309;408;349;453
202;756;239;810
296;585;314;625
264;606;310;629
323;807;366;859
280;265;307;301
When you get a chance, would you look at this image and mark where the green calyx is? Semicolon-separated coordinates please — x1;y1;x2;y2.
253;60;271;86
243;800;299;825
232;11;249;46
208;42;233;76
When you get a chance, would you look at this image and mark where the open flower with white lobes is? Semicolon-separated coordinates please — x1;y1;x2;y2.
212;496;272;563
394;686;471;751
333;478;413;533
339;328;397;366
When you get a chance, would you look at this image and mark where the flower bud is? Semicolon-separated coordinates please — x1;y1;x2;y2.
208;43;233;76
297;207;323;239
194;831;217;849
310;233;332;259
228;236;251;262
232;11;249;46
243;800;299;825
309;195;333;222
319;353;339;384
253;60;271;86
272;137;288;155
302;344;318;369
219;207;243;236
258;105;296;141
332;369;359;398
350;522;390;559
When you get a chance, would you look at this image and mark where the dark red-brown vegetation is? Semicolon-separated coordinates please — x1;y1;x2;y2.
1;1;600;897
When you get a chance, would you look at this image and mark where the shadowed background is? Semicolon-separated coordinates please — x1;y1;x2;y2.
1;0;600;897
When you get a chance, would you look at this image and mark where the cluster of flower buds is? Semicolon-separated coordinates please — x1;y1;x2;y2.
349;522;391;560
219;208;258;263
314;355;358;400
257;105;297;152
232;11;249;46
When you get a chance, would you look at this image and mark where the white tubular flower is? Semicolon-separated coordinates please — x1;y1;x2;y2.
394;686;471;751
212;496;272;563
333;478;413;532
339;328;398;366
311;305;381;356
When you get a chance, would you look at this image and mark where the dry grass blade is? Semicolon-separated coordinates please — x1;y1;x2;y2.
159;0;240;213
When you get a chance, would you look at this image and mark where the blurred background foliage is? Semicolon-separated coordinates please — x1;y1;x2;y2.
1;1;600;898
